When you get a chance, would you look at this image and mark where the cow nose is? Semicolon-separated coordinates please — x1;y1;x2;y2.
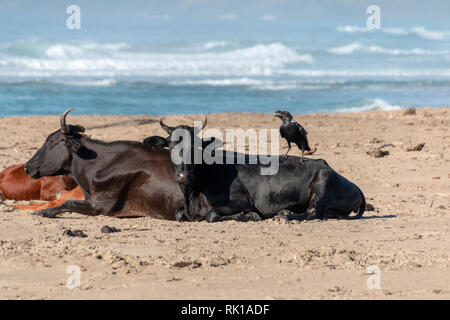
176;173;189;184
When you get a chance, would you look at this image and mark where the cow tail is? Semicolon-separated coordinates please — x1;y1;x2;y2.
357;189;366;217
0;172;4;201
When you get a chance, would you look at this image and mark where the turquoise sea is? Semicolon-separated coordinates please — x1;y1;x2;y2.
1;1;449;116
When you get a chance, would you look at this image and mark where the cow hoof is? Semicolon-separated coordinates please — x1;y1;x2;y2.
33;210;55;218
205;211;223;223
243;211;262;222
32;210;45;217
175;208;185;222
305;212;317;220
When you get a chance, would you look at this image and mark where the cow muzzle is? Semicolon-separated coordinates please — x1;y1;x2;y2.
175;173;189;185
24;165;41;179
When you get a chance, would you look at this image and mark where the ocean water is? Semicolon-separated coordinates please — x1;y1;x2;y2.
1;5;449;116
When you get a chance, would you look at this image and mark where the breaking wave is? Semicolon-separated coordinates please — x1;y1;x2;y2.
337;25;450;40
0;39;313;77
329;42;450;55
336;98;402;113
202;41;231;50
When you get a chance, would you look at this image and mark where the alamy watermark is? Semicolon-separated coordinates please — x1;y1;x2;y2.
66;5;81;30
366;5;381;30
366;265;381;290
66;265;81;289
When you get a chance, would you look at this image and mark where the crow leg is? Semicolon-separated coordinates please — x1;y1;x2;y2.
284;142;291;159
300;147;305;164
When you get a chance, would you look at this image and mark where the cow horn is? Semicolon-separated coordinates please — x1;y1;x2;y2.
60;108;74;134
160;118;175;134
201;117;207;130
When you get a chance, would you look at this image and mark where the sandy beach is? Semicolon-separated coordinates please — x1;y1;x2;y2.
0;107;448;299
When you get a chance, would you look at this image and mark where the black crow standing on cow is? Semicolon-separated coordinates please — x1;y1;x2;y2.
275;110;311;163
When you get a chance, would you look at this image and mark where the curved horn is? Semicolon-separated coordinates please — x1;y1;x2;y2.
60;108;74;134
201;117;207;130
160;118;175;134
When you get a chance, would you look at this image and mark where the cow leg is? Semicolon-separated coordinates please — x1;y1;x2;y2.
327;194;364;219
113;210;148;218
14;200;63;211
307;169;365;220
222;211;262;222
206;211;258;223
204;202;252;223
32;200;107;218
304;171;331;220
175;207;190;222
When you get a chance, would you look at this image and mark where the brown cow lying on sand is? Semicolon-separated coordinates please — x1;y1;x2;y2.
13;186;84;211
0;163;77;201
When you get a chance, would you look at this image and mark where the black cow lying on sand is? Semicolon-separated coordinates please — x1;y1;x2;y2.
157;118;366;223
24;108;184;219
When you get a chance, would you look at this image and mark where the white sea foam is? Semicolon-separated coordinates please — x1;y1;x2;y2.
337;25;450;40
59;79;117;86
282;69;450;77
0;42;313;77
218;13;237;21
0;39;129;59
3;68;450;79
336;98;402;113
329;42;363;54
337;26;369;33
336;26;407;34
1;38;449;79
168;78;450;91
381;28;409;35
261;14;277;21
329;42;450;55
45;45;85;59
170;78;331;91
202;41;230;50
411;27;449;41
171;78;265;86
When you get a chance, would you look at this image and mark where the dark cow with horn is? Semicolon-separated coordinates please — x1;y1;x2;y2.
24;108;183;219
158;118;366;223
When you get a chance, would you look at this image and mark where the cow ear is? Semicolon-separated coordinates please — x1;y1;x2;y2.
202;137;221;149
73;125;85;133
65;138;82;153
202;137;212;149
142;135;168;150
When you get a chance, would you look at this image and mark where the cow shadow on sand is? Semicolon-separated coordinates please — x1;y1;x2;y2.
272;211;396;223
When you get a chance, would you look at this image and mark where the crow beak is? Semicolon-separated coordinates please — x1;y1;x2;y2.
274;111;282;118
